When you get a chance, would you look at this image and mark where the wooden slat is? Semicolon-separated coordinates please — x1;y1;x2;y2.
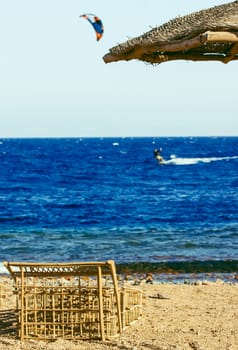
20;267;25;341
201;31;238;43
108;260;122;333
97;266;104;341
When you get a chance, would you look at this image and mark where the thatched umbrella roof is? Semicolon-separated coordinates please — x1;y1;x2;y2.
103;1;238;65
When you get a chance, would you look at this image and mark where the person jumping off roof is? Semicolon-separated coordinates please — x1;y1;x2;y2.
82;15;104;41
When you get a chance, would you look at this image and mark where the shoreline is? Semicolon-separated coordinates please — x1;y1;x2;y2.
2;261;238;284
1;259;238;274
1;270;238;286
1;271;238;284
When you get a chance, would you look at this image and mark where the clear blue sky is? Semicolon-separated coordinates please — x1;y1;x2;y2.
1;0;237;137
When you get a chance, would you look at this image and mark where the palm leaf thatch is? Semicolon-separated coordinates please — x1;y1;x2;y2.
103;1;238;65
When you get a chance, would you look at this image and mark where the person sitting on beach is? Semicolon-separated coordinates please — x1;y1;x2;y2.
145;273;153;284
154;148;164;163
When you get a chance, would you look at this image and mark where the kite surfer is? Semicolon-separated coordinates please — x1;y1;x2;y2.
154;148;164;164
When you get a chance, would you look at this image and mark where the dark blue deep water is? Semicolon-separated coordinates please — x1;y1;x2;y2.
0;137;238;276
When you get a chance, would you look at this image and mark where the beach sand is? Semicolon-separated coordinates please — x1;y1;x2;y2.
1;276;238;350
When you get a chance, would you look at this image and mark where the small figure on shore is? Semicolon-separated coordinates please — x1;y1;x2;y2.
154;148;164;164
145;273;153;284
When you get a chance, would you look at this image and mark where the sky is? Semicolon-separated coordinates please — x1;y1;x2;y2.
0;0;237;138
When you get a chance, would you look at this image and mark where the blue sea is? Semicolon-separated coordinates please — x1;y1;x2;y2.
0;137;238;280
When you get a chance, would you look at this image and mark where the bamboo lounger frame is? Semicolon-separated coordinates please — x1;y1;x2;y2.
4;260;144;341
4;260;122;341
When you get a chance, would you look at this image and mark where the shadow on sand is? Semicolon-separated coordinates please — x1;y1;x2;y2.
0;309;17;336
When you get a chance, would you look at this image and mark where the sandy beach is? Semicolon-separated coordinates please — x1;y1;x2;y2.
1;276;238;350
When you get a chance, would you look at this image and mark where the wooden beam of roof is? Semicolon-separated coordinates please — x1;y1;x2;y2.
223;42;238;62
103;31;238;64
140;52;238;65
